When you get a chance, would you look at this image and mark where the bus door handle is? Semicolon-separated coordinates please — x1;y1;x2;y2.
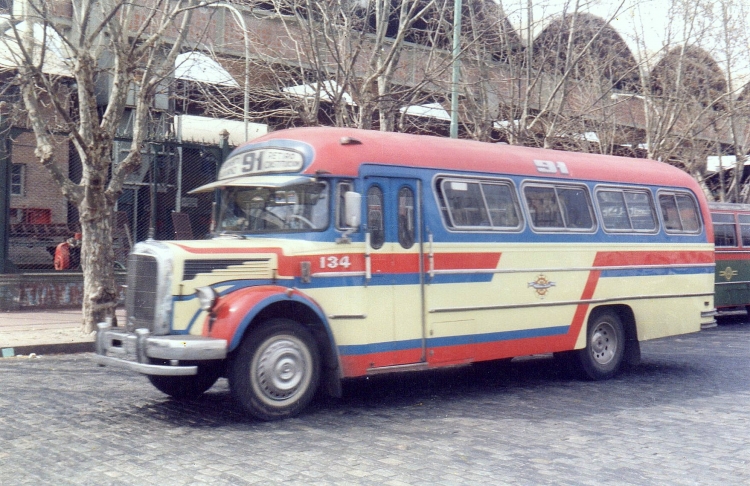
365;232;371;284
428;233;434;280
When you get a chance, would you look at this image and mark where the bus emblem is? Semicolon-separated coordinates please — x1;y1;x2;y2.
528;274;556;298
719;266;738;281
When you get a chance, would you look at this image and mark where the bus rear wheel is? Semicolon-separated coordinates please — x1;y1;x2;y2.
577;310;625;380
229;319;320;421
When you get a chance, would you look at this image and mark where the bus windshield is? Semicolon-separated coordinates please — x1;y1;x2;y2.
217;181;329;233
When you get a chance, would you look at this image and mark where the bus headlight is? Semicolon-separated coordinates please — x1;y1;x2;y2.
195;286;219;312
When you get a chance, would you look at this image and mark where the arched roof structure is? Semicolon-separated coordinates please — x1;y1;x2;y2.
459;0;523;63
530;13;639;91
405;0;522;61
739;83;750;103
650;45;727;109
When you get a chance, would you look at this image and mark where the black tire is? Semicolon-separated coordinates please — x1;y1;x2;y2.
147;363;222;399
229;319;320;421
576;310;625;380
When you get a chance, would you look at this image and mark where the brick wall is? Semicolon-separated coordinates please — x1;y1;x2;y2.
9;131;70;226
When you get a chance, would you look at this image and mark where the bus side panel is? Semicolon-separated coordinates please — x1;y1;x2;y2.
715;251;750;308
423;243;712;366
593;270;712;341
424;243;593;365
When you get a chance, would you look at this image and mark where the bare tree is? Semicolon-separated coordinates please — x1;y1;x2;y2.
714;0;750;201
450;0;630;148
1;0;199;332
180;0;444;131
609;0;737;199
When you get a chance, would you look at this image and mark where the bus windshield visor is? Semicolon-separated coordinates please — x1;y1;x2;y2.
217;181;329;233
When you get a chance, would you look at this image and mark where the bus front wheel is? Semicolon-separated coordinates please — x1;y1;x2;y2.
577;310;625;380
147;362;221;399
229;318;320;421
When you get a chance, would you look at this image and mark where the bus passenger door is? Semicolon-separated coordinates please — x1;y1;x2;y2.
363;177;426;368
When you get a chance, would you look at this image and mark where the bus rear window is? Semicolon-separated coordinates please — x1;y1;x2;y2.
659;192;701;234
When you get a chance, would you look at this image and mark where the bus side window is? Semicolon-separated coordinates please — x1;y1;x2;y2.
712;213;737;247
738;214;750;247
659;192;701;234
443;180;490;228
397;187;415;249
597;189;657;232
482;182;520;228
597;190;630;230
525;186;564;228
660;195;682;231
435;180;453;227
367;186;385;249
676;195;700;231
336;181;354;230
557;187;594;229
624;191;657;230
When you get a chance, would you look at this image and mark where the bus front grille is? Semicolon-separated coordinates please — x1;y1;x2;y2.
125;254;158;332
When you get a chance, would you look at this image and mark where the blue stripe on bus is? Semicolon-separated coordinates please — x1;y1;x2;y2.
175;264;711;299
307;273;495;288
601;266;714;278
179;273;496;294
337;325;570;356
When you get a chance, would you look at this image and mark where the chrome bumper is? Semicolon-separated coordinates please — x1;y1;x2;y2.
94;321;227;376
701;309;718;329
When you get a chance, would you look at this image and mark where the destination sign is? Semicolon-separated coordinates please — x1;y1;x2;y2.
218;149;304;180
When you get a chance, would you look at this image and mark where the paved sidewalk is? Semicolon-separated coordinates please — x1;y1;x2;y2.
0;308;125;357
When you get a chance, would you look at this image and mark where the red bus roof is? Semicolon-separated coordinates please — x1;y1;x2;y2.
248;127;700;191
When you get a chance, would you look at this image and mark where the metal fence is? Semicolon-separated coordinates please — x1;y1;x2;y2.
5;138;225;272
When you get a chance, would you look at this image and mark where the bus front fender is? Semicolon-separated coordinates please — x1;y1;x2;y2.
204;285;332;354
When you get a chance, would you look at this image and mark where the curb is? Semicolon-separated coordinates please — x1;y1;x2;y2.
1;341;94;358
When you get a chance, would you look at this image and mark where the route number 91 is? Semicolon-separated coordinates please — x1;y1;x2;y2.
534;160;569;175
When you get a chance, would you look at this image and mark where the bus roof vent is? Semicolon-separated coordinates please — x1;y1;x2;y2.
339;136;362;145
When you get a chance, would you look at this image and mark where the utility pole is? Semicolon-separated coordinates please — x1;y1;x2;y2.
0;117;13;274
449;0;462;139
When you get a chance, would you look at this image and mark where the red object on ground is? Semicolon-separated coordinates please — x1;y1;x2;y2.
54;242;71;270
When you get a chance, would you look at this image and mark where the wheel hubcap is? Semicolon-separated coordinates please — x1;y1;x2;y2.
590;321;618;365
254;337;309;402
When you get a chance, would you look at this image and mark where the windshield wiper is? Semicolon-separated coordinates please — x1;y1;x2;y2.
215;232;246;239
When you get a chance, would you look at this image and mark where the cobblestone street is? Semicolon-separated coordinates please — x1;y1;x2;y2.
1;318;749;485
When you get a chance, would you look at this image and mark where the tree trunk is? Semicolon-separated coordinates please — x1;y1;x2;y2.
79;199;118;333
358;102;374;130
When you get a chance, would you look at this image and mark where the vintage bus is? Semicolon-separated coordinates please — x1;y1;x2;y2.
709;202;750;313
95;127;716;420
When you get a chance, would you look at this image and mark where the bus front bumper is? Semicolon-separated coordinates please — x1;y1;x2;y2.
93;321;227;376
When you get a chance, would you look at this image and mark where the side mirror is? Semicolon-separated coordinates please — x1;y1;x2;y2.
344;191;361;229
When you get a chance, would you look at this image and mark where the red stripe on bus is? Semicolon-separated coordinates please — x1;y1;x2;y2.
173;244;283;255
715;251;750;261
566;269;602;347
593;250;712;266
340;349;423;377
173;243;501;276
432;252;502;270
